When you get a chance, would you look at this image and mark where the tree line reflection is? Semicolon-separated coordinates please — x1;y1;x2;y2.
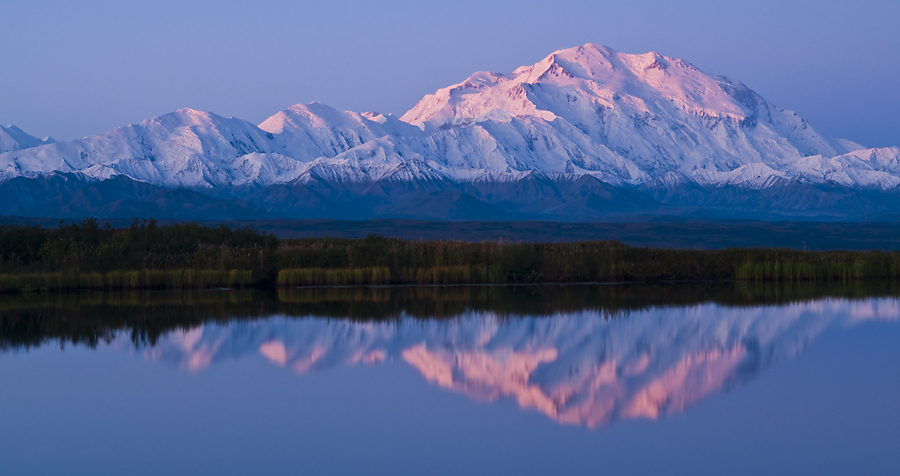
2;281;900;351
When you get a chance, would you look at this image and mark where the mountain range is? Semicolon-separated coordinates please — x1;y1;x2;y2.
2;43;899;221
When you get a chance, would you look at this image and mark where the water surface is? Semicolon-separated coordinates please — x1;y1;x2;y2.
1;284;898;475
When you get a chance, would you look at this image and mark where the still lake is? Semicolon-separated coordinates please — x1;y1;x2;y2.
1;284;899;475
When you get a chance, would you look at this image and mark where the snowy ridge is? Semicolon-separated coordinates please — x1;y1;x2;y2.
1;43;898;196
0;125;54;154
131;298;899;428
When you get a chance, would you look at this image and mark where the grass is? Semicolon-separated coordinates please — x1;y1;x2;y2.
733;255;900;282
276;265;505;287
277;267;391;286
0;269;253;293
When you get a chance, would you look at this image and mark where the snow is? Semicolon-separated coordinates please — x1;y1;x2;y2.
0;43;895;190
0;125;54;154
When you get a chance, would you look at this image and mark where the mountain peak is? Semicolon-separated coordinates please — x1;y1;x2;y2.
141;107;219;127
0;124;54;154
259;102;362;134
401;43;749;128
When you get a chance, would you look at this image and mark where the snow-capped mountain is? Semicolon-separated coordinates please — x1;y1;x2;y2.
132;297;899;428
401;44;898;189
0;125;54;154
1;43;899;220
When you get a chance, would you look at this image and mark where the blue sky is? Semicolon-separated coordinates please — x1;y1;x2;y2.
1;0;897;147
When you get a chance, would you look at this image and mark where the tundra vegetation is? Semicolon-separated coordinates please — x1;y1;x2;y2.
1;220;900;293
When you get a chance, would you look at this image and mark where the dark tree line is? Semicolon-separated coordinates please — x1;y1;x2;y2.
0;219;279;275
277;234;900;283
3;220;900;291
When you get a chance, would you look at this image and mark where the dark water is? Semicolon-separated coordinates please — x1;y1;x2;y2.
1;284;899;475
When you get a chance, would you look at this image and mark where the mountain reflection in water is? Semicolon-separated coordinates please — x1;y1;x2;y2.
2;283;898;429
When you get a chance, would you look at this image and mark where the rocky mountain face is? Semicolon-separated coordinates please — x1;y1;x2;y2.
2;44;899;221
